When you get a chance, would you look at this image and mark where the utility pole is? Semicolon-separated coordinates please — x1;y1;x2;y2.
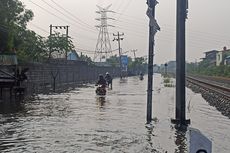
49;25;69;59
146;0;160;124
66;26;69;59
164;63;168;76
171;0;190;126
113;32;124;78
131;49;137;61
49;24;53;59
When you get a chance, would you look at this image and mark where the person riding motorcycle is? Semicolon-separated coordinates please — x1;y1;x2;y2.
139;72;144;80
96;74;107;88
96;74;107;95
105;72;113;89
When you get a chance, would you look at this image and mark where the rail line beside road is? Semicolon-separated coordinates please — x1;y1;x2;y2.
186;76;230;99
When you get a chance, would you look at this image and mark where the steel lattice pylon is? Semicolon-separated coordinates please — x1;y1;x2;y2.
94;5;114;62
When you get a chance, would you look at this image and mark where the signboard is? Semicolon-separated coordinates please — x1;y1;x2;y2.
121;55;128;71
188;128;212;153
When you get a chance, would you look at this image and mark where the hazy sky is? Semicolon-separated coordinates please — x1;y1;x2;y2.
20;0;230;64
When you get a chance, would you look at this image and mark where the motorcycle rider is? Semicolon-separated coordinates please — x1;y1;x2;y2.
105;72;113;89
96;74;107;88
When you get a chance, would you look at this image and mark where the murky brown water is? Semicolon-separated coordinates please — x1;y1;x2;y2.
0;74;229;153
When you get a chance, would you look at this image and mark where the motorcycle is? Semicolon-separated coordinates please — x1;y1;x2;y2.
139;75;144;80
95;84;106;96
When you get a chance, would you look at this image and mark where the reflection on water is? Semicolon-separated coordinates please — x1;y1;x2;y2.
174;128;187;153
96;97;106;108
0;101;24;114
0;75;230;153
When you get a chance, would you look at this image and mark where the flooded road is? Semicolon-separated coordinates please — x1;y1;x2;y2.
0;74;230;153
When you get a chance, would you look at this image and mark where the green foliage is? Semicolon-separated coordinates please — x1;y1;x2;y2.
128;57;147;74
106;55;147;75
187;62;230;77
0;0;76;63
47;32;74;58
78;53;92;63
0;0;34;51
106;55;119;67
16;30;48;62
163;77;174;87
163;77;170;83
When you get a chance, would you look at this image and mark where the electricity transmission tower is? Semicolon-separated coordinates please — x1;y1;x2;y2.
94;5;115;62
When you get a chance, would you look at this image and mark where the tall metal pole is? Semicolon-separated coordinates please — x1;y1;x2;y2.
146;0;160;124
172;0;190;126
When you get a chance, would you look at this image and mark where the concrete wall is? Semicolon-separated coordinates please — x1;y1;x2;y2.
20;61;120;94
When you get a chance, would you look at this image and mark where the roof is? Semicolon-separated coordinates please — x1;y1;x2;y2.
204;50;218;54
225;56;230;59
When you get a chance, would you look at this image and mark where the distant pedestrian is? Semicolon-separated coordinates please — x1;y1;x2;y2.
105;72;113;89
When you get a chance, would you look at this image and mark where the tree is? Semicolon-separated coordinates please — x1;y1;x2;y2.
0;0;34;52
106;55;120;67
47;32;74;59
78;53;92;63
128;57;147;74
16;29;48;62
106;55;147;75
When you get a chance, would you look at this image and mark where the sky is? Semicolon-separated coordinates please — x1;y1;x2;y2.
20;0;230;64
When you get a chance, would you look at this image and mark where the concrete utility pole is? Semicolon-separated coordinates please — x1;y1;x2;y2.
146;0;160;124
131;49;137;60
171;0;190;126
66;26;69;59
49;25;69;59
49;24;53;59
113;32;124;78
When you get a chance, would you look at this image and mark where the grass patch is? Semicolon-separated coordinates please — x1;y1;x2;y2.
163;77;174;87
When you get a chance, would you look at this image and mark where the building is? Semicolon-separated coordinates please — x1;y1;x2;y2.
202;50;218;66
67;50;79;61
216;47;230;66
224;56;230;65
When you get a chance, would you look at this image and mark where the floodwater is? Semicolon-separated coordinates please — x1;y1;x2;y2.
0;74;229;153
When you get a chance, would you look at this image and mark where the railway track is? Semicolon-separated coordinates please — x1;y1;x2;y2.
186;76;230;99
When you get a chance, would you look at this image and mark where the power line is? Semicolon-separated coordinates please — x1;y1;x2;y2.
116;14;230;41
113;19;229;46
29;0;97;34
113;0;134;23
76;47;119;54
49;0;96;31
113;10;230;41
29;23;49;34
40;0;97;33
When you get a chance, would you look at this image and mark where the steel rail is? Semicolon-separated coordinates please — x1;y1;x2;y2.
186;76;230;99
